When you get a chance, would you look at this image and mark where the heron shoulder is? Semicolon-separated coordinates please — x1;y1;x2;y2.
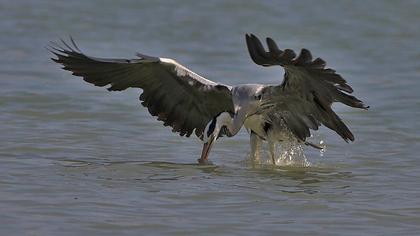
159;57;219;86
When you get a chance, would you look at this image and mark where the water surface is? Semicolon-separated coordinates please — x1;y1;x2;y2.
1;0;420;235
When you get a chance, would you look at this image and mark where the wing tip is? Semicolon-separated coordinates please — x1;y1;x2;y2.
245;34;333;70
47;37;84;64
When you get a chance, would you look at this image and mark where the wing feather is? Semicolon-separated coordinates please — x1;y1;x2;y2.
49;39;234;139
247;34;368;142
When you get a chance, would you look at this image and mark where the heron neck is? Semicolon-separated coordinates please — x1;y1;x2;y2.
217;112;245;136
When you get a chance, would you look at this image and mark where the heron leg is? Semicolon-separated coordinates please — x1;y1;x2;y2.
250;131;262;163
268;139;276;165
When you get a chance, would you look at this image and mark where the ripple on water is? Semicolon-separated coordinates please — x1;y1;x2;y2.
2;1;420;234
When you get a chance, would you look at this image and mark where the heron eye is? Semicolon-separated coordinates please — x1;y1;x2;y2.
255;95;262;100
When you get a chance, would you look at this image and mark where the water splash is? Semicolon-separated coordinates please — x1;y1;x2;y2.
246;131;327;167
319;140;326;157
246;138;312;167
274;139;311;167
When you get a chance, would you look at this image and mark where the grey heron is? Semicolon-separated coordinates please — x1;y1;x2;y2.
49;34;367;165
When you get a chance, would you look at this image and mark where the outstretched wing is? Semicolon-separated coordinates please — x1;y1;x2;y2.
246;34;368;142
49;39;234;139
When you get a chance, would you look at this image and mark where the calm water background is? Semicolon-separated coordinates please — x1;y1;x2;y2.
1;0;420;235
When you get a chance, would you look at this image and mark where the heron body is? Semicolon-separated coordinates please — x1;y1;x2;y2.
49;34;368;165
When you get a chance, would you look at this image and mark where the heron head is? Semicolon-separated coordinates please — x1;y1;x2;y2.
232;85;272;119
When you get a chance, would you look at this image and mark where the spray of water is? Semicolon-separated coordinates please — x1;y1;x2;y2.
274;138;310;167
247;130;326;168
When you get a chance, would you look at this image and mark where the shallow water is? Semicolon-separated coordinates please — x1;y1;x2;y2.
1;0;420;235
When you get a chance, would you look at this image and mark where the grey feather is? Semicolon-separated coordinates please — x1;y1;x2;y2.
49;39;234;139
246;34;368;142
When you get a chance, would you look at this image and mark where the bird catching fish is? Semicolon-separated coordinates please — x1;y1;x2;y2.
49;34;368;165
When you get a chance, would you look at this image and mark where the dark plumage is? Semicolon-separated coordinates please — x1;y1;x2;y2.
245;34;368;142
49;38;234;140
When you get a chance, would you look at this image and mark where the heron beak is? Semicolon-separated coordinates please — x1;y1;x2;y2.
198;135;216;165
